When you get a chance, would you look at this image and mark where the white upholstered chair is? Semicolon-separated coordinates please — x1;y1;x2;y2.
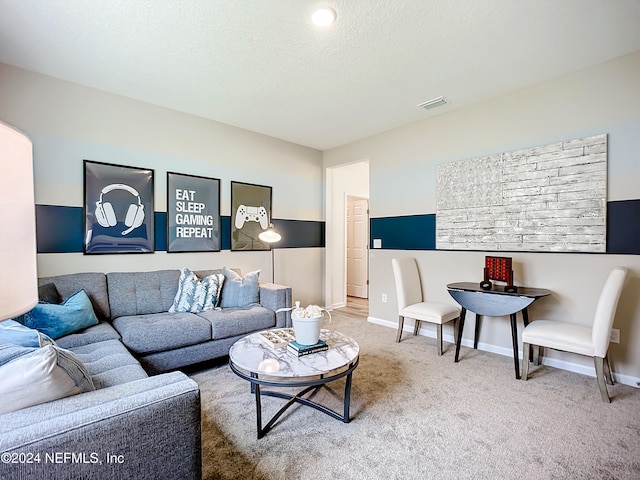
521;267;628;403
392;257;460;355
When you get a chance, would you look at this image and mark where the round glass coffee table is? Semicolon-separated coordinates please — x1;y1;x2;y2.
229;329;360;438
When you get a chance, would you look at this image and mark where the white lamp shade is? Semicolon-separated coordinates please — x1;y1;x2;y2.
258;224;282;244
0;122;38;320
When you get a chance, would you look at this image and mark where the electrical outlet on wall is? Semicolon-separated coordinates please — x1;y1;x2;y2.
382;293;387;303
610;328;620;344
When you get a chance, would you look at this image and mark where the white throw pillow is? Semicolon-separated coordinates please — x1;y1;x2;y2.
0;343;95;415
168;267;225;313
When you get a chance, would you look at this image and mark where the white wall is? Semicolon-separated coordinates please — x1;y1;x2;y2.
0;63;325;305
324;51;640;384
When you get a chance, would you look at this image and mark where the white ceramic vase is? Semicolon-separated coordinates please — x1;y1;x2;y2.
291;314;323;345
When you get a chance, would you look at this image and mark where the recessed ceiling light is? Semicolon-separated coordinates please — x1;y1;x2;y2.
311;7;336;27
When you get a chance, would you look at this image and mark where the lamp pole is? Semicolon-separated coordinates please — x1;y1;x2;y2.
258;223;282;283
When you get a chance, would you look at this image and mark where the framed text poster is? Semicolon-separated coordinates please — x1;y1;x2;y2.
167;172;221;252
84;160;154;254
231;181;272;251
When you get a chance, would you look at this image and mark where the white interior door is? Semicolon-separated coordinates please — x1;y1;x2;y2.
347;196;369;298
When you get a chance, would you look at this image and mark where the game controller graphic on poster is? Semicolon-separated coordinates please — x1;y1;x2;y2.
235;205;269;229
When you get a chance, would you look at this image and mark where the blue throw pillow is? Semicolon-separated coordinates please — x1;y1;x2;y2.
219;267;260;308
16;290;99;340
0;320;55;347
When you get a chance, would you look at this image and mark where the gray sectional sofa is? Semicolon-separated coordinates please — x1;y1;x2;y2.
0;268;292;480
57;268;292;374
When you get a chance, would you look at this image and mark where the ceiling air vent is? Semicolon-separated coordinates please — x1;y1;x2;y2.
417;96;449;110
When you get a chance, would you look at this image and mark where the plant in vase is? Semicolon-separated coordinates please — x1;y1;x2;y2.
288;301;331;345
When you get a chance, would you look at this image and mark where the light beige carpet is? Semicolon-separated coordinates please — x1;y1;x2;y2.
191;308;640;480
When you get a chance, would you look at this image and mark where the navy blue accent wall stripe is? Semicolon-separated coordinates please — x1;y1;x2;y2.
154;212;167;251
35;205;324;253
370;214;436;250
607;199;640;254
221;216;231;251
35;205;84;253
35;201;639;254
272;219;325;248
370;199;640;254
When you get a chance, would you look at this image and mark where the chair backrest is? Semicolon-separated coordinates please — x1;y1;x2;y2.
391;257;423;313
592;267;628;358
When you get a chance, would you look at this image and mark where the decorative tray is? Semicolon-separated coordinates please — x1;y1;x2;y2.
258;328;296;349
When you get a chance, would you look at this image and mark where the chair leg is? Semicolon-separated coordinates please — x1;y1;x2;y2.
521;342;530;381
594;357;611;403
604;355;614;386
533;346;542;366
436;324;443;356
413;320;421;336
396;315;405;343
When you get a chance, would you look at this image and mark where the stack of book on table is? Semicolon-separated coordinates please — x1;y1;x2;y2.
287;339;328;357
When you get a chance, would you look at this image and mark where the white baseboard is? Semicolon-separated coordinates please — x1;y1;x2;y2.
367;316;640;388
327;302;347;311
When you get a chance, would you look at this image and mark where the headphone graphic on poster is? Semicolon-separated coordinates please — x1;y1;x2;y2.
94;183;145;236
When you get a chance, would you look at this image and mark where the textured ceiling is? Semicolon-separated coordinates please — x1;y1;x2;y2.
1;0;639;150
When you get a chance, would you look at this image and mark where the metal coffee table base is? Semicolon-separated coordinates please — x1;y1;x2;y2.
229;358;359;439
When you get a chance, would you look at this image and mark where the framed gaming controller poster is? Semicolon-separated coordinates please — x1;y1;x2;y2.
167;172;221;252
231;181;272;251
83;160;154;254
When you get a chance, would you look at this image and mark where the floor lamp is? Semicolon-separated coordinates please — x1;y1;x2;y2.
0;122;38;323
259;223;282;283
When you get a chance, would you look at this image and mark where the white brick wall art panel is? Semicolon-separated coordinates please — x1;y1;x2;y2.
436;134;607;252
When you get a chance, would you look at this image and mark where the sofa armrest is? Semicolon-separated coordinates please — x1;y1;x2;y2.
0;372;201;480
260;282;292;327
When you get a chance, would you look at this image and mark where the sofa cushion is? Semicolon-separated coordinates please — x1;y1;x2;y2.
70;339;148;389
39;272;110;320
15;290;100;340
55;321;121;349
0;320;55;347
219;267;260;308
112;312;212;354
107;270;181;318
38;282;61;304
169;267;225;313
197;305;275;340
0;343;95;415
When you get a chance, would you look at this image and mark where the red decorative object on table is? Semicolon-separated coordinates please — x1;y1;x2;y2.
481;256;517;292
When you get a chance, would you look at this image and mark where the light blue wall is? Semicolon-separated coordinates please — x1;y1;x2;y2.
324;51;640;382
0;62;326;304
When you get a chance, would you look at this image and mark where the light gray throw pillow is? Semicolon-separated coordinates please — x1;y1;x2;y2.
219;267;260;308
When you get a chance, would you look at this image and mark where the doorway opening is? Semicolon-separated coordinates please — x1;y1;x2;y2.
324;160;369;312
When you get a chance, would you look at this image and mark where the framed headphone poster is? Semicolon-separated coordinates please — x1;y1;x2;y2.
167;172;221;252
84;160;154;254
